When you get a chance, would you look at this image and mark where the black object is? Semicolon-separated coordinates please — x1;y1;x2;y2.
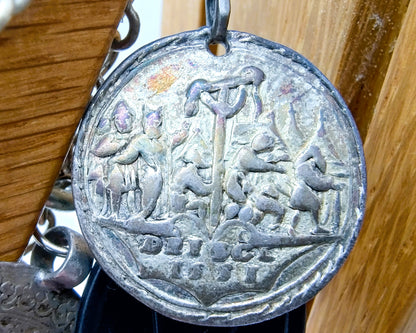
76;265;306;333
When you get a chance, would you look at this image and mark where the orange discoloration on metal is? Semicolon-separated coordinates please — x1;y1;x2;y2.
147;65;179;93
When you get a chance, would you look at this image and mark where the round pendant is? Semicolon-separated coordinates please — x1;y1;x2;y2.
73;27;366;326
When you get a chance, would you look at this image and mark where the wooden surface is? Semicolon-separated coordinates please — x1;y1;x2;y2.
162;0;416;331
0;0;128;260
307;0;416;331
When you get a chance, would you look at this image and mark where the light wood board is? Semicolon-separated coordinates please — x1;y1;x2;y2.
0;0;128;260
307;0;416;331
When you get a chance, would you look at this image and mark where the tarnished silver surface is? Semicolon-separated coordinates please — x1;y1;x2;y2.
0;227;92;332
73;27;366;326
0;262;79;332
0;263;80;333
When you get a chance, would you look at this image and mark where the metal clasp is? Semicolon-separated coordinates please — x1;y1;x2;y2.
205;0;230;44
31;226;93;291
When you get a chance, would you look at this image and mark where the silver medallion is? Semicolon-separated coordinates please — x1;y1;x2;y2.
73;26;366;326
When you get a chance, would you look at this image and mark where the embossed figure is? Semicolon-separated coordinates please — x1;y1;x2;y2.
112;109;165;219
225;132;286;203
289;145;342;234
170;125;212;216
253;184;285;229
184;66;265;230
171;139;212;215
172;160;212;197
170;121;190;151
91;101;136;218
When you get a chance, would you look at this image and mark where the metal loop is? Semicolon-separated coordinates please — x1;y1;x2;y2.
33;207;68;257
112;1;140;51
34;226;69;258
20;207;68;258
205;0;230;43
37;206;56;228
31;226;93;291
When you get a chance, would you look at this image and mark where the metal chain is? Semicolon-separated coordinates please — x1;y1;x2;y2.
96;1;140;88
112;1;140;51
21;207;61;258
33;209;69;257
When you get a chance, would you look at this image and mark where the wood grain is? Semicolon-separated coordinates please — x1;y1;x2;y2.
307;0;416;331
162;0;205;36
0;0;128;260
334;0;410;139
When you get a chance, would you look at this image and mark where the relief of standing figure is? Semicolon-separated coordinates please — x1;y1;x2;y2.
111;109;166;219
90;101;136;218
289;145;343;234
